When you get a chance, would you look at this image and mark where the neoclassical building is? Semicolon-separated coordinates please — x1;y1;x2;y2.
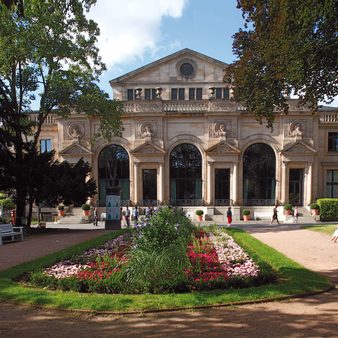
35;49;338;220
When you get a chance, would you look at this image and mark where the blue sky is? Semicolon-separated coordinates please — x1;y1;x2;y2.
89;0;244;97
87;0;336;107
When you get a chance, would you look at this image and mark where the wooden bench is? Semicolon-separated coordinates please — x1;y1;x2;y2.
0;224;24;245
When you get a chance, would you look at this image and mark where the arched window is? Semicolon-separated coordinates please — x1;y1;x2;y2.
243;143;276;206
170;143;202;206
98;145;130;206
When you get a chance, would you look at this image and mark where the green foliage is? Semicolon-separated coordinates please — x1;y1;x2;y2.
81;204;90;211
124;244;190;294
134;206;194;252
283;204;292;211
317;198;338;221
0;193;15;209
242;209;250;216
310;203;320;210
195;209;204;216
228;0;338;128
0;0;122;224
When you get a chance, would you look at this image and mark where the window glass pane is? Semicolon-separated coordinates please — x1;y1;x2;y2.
223;88;230;100
170;144;202;202
178;88;185;100
127;89;134;101
243;143;276;205
98;144;130;205
327;170;333;183
328;132;338;151
334;170;338;182
40;139;52;153
215;88;222;99
196;88;202;100
189;88;195;100
171;88;177;100
145;89;151;100
152;88;156;99
143;169;157;200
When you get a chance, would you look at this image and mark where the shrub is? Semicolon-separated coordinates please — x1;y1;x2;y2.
310;203;320;210
124;244;190;293
317;198;338;221
242;210;250;216
81;204;90;211
283;204;292;211
195;210;204;216
134;206;194;252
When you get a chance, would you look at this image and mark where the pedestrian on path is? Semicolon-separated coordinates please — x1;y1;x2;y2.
329;226;338;243
93;207;98;226
125;206;131;227
293;206;299;224
133;206;139;224
270;205;280;225
226;207;232;226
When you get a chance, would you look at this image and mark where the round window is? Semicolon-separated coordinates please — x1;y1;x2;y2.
180;62;194;76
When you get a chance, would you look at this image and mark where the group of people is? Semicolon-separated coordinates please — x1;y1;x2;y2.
270;205;299;225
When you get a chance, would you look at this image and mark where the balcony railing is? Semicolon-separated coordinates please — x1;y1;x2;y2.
29;114;57;124
123;100;244;114
320;113;338;124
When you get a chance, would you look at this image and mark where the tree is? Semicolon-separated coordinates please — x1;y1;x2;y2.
0;1;123;225
228;0;338;128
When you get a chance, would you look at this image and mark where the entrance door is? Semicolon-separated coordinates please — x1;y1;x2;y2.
289;169;304;205
142;169;157;204
215;169;230;205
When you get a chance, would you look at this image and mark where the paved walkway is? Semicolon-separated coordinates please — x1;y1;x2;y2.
0;222;337;337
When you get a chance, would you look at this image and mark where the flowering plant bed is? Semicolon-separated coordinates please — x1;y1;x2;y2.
27;210;275;294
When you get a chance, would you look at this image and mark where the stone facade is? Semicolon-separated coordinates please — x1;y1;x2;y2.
35;49;338;217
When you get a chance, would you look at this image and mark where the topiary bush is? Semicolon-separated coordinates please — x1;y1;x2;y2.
317;198;338;221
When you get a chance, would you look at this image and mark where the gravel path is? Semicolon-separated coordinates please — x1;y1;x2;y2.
0;225;337;337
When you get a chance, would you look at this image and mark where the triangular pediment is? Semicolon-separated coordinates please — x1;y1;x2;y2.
206;141;240;154
60;142;92;156
132;142;165;155
110;48;228;84
282;140;316;154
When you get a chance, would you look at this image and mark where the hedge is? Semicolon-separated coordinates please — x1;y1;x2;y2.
317;198;338;221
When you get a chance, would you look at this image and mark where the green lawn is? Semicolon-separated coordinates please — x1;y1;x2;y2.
0;228;332;313
303;224;337;236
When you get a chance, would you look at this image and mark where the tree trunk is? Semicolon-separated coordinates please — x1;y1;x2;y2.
15;188;27;227
27;199;33;227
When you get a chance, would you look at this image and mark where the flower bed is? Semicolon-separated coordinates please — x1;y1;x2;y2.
27;208;275;294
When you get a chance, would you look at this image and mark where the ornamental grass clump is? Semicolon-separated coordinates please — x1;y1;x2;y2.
124;207;194;293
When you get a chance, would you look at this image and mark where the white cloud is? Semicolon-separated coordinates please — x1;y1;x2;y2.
88;0;187;68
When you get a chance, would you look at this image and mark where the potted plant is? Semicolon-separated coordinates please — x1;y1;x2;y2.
57;205;65;217
310;203;320;215
283;204;292;215
195;209;204;221
81;203;90;216
242;209;250;221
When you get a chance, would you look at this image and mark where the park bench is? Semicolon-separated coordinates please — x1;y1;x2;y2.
0;224;24;245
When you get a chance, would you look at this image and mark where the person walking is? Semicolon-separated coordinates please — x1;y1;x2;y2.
125;206;131;228
270;205;280;225
133;206;139;224
293;206;299;224
93;207;98;226
226;207;232;226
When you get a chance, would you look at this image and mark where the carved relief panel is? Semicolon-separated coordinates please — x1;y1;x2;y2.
136;121;158;139
63;121;87;141
209;120;232;139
